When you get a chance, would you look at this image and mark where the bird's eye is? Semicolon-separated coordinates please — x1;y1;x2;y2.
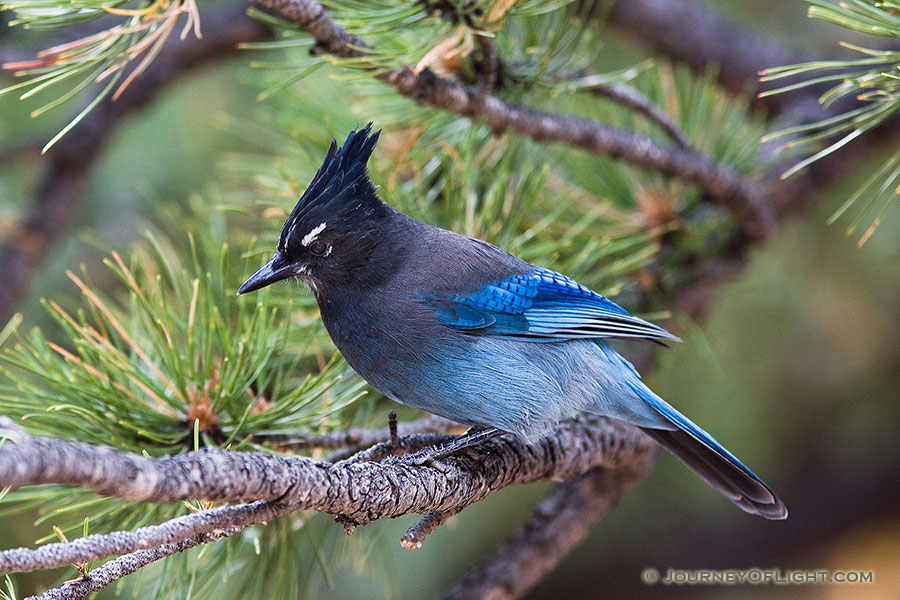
308;240;328;256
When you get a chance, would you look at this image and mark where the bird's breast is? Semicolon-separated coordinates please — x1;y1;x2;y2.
317;290;450;388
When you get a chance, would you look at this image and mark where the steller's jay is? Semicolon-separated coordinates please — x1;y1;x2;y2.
238;124;787;519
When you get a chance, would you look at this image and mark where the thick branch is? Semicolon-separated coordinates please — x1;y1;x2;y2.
251;0;774;241
0;415;655;572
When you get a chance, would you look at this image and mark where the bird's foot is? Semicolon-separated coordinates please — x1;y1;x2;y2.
395;426;505;466
399;445;445;467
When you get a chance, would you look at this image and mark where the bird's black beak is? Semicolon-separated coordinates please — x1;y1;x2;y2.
237;254;295;294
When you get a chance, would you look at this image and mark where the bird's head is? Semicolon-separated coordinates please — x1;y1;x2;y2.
238;123;393;296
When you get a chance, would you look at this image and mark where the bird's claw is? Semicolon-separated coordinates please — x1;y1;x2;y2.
399;447;439;466
378;446;449;470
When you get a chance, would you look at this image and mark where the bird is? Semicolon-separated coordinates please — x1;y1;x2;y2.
238;123;788;520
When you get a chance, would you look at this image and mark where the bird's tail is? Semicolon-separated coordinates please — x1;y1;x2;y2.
631;383;788;520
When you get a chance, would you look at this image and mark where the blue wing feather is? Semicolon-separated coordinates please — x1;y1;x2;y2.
435;267;680;343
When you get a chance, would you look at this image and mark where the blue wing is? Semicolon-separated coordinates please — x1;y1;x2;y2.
435;267;679;343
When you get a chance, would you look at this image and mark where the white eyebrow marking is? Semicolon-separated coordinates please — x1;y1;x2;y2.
301;222;327;246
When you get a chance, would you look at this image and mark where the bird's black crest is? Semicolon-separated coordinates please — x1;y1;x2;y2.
278;123;383;256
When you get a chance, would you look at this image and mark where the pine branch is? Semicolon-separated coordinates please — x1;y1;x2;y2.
0;5;272;322
3;499;283;574
251;0;775;241
26;530;237;600
0;415;656;573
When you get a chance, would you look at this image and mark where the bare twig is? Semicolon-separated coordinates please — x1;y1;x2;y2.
587;81;690;149
473;34;497;107
251;0;775;241
401;507;462;550
0;415;656;572
388;410;400;449
267;414;457;450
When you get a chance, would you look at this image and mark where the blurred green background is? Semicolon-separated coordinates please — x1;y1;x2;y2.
2;1;899;598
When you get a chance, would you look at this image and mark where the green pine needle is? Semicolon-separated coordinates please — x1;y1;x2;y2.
763;0;900;243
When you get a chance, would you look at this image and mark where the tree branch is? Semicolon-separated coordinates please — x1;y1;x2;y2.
441;467;648;600
607;0;807;111
473;33;498;107
585;81;690;149
401;507;462;550
251;0;774;241
265;415;458;450
3;500;283;574
26;530;238;600
606;0;900;225
0;415;656;572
